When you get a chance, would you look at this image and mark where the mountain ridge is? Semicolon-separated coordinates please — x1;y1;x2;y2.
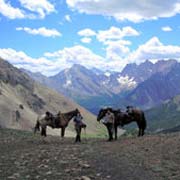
0;57;102;136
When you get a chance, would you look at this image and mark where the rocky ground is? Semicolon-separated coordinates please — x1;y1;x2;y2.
0;128;180;180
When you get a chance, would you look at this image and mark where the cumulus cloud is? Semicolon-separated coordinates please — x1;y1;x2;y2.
19;0;55;19
0;48;57;75
161;26;173;32
106;40;130;60
97;26;139;43
1;37;180;76
66;0;180;22
95;26;138;63
78;28;96;37
0;0;55;19
44;45;105;69
0;0;26;19
128;37;180;64
77;26;137;56
80;37;92;43
64;14;72;22
16;27;61;37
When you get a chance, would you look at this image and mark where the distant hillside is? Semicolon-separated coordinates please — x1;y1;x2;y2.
0;58;103;136
145;95;180;132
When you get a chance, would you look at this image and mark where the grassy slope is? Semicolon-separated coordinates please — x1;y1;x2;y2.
145;95;180;132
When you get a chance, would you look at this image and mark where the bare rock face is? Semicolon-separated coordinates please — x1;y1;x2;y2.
0;58;34;91
0;58;99;136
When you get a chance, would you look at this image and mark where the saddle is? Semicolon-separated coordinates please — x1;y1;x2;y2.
57;113;67;127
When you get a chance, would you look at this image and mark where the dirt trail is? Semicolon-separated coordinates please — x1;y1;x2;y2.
0;129;180;180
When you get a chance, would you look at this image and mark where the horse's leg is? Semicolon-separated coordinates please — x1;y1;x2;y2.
105;124;111;141
114;124;118;140
44;127;47;137
136;121;142;137
75;128;78;142
61;127;65;138
41;128;43;136
110;124;113;140
141;129;144;136
138;128;141;137
79;127;82;142
41;127;46;137
107;124;113;141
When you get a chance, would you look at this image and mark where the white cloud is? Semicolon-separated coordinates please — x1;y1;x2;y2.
0;0;55;19
78;28;96;37
128;37;180;64
44;45;105;69
1;37;180;76
0;48;57;75
80;37;92;43
64;14;72;22
44;45;132;72
0;0;26;19
66;0;180;22
97;26;139;43
95;26;137;63
106;40;130;60
16;27;61;37
161;26;172;32
19;0;55;19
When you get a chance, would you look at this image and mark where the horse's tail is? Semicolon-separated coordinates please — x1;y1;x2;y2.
34;119;40;134
142;112;147;130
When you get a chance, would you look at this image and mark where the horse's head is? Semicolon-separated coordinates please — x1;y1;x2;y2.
97;107;113;122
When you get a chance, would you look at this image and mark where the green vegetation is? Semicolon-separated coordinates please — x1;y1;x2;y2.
146;95;180;132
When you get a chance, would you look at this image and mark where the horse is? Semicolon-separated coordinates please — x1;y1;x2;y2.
97;107;146;140
34;109;82;137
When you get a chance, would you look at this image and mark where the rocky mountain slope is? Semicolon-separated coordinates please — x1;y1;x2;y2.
124;62;180;109
0;58;102;136
25;59;180;113
121;59;177;83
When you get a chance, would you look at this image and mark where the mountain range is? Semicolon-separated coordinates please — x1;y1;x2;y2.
0;58;103;136
24;59;180;114
1;57;180;133
124;61;180;109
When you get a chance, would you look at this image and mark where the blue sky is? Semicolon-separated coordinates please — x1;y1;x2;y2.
0;0;180;76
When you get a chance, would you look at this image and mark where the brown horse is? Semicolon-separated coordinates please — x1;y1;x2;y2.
97;107;146;140
34;109;82;137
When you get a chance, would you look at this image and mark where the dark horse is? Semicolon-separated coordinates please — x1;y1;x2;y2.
34;109;82;137
97;107;146;140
